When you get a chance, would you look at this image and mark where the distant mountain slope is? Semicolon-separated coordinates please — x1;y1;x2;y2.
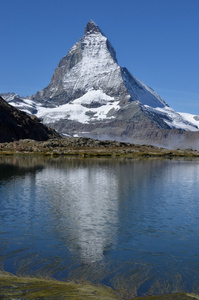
1;21;199;148
0;96;59;142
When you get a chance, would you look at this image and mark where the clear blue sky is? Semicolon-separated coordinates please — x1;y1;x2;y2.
1;0;199;114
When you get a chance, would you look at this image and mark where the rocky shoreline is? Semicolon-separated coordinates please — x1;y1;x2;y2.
0;137;199;158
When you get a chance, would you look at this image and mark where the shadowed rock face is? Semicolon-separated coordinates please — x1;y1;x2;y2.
0;97;60;143
84;19;103;35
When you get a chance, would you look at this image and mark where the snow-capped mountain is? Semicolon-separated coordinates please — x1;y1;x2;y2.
32;21;167;108
1;20;199;148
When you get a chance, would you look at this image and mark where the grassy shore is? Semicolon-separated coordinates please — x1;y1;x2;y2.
0;271;119;299
0;137;199;158
0;271;199;299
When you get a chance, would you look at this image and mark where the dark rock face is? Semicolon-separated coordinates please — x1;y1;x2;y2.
84;20;103;35
0;97;59;143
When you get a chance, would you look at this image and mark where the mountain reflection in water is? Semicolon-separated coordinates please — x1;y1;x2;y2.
36;161;119;263
0;156;199;297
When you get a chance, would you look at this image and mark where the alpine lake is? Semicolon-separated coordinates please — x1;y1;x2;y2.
0;155;199;299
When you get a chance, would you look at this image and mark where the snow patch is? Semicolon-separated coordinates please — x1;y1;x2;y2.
178;112;199;129
145;105;199;131
74;89;114;105
36;90;120;124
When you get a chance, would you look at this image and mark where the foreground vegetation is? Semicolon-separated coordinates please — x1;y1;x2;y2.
0;137;199;158
0;271;119;299
0;271;199;299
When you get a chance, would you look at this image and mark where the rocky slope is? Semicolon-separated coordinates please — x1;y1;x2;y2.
1;137;199;158
0;96;59;142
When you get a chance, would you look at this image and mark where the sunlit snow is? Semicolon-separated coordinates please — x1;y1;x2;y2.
36;90;120;124
61;32;122;94
178;112;199;129
144;105;199;131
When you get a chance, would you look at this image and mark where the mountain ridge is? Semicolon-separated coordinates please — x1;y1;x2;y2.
1;20;199;149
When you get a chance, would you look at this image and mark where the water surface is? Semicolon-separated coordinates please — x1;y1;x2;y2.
0;156;199;297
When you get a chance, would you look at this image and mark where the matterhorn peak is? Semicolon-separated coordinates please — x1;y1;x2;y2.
31;20;171;112
84;20;104;35
9;19;195;147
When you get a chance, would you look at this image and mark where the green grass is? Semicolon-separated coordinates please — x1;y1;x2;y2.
0;271;199;299
0;271;120;299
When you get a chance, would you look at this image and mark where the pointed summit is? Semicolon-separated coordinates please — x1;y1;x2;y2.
25;20;198;147
5;20;198;148
31;20;168;110
84;20;103;35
